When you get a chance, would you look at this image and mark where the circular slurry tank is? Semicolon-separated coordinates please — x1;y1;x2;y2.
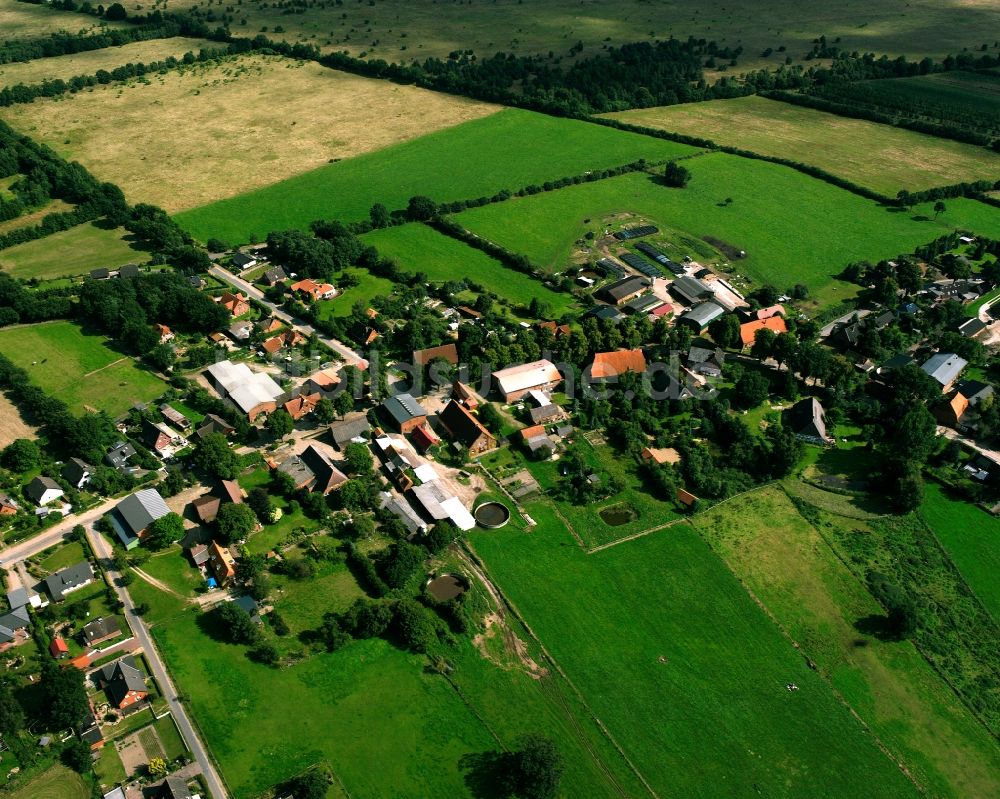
427;574;469;601
474;501;511;529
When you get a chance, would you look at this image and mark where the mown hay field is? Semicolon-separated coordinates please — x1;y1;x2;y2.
694;485;1000;799
455;153;1000;309
0;221;148;280
4;764;90;799
175;108;697;244
0;36;212;88
0;53;500;213
162;0;1000;73
605;95;1000;194
469;502;920;799
0;320;165;416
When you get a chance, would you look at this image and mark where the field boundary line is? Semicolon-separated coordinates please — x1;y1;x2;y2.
80;355;129;378
585;518;685;554
688;507;929;795
461;542;662;799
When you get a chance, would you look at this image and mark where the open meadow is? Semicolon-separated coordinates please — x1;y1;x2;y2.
0;0;123;39
0;221;149;280
3;763;90;799
455;154;1000;309
362;223;579;317
0;36;212;88
919;481;1000;622
693;485;1000;799
160;0;998;73
0;321;164;416
129;550;646;798
174;109;698;244
469;502;918;799
605;95;1000;194
0;54;500;214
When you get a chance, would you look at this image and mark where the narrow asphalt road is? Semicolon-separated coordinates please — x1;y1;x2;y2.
0;495;121;571
86;527;229;799
208;266;367;368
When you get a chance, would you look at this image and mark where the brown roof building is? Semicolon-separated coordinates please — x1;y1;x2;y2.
739;316;787;348
438;400;496;455
284;392;321;421
413;343;459;367
590;349;647;380
218;292;250;317
208;540;236;586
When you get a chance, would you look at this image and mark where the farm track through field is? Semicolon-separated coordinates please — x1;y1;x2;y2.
459;544;660;798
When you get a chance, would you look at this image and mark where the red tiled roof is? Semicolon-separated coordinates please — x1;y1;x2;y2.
520;424;546;441
590;349;647;379
739;316;787;347
413;343;459;366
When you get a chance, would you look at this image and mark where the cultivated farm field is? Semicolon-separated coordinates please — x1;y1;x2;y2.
174;109;698;244
0;221;149;280
0;36;212;88
160;0;999;73
694;485;1000;799
469;503;919;799
0;321;165;416
0;54;500;213
606;95;1000;194
362;223;579;317
455;154;1000;309
0;392;38;449
919;482;1000;622
0;0;123;39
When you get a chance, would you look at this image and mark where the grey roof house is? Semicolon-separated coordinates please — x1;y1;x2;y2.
380;394;428;432
921;352;968;389
784;397;833;444
25;476;64;506
61;458;92;489
109;488;171;549
44;561;95;601
106;441;137;471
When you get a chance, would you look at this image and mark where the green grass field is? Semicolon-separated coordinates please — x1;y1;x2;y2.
693;485;1000;799
0;321;165;416
4;764;90;799
129;524;649;799
919;481;1000;622
36;540;88;574
313;268;396;321
455;154;1000;308
174;109;697;244
605;95;1000;194
0;221;149;280
362;223;578;317
140;548;206;597
469;500;919;799
0;0;123;39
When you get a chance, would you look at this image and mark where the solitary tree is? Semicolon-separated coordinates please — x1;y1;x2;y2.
1;439;40;472
41;660;89;729
192;433;238;480
663;161;691;188
211;602;260;645
0;680;24;735
933;200;946;219
504;735;565;799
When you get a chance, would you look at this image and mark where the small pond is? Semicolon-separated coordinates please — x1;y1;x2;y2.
599;504;638;526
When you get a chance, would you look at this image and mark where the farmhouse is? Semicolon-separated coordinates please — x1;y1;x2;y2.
61;458;92;489
680;302;726;332
206;360;285;422
218;292;250;317
381;393;428;433
438;400;496;454
413;343;459;367
228;321;253;342
0;494;18;516
140;418;188;459
283;392;321;421
920;352;968;391
109;488;171;549
44;561;95;602
530;403;563;424
493;360;562;402
192;479;245;524
196;413;235;440
329;415;371;450
307;367;342;397
739;316;787;348
82;616;122;647
290;279;337;301
279;444;348;495
935;391;970;429
262;266;287;285
784;397;833;445
590;349;647;380
25;476;63;507
208;540;236;586
97;656;148;710
230;252;258;270
600;276;651;305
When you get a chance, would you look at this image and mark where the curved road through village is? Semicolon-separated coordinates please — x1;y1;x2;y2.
208;265;367;368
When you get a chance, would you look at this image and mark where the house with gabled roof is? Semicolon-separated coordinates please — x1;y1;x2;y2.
437;400;495;455
141;418;188;459
411;423;440;452
284;392;321;421
290;279;337;301
26;476;63;507
381;394;428;434
82;616;123;647
262;266;287;285
299;444;348;494
196;413;235;440
230;252;258;270
329;415;371;450
739;316;787;348
492;360;562;403
208;540;236;586
61;458;92;489
0;493;18;516
589;349;647;380
192;479;245;524
44;561;94;601
218;292;250;317
784;397;833;445
99;655;148;709
413;343;459;367
108;488;171;549
921;352;968;391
